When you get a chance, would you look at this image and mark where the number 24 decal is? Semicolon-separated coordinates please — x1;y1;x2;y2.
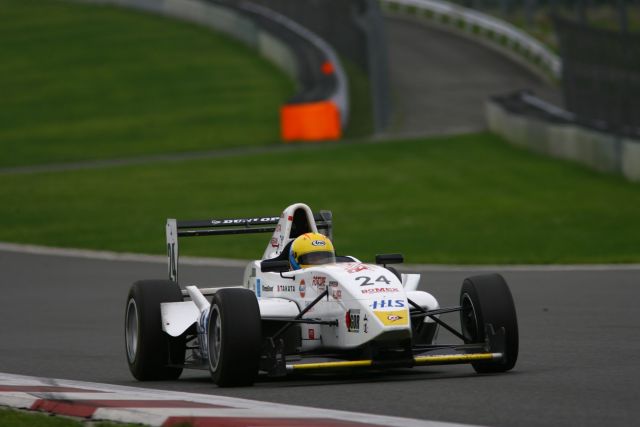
356;275;391;286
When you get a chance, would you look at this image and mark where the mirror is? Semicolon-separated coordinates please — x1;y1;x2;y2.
261;259;290;273
375;253;404;265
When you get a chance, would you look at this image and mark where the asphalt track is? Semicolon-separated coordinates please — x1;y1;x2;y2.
385;15;561;137
2;248;639;427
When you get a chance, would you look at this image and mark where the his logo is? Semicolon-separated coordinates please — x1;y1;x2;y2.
311;240;326;246
369;299;406;310
277;284;295;292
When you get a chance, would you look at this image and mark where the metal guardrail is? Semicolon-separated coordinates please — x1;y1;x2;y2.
381;0;561;80
237;2;349;126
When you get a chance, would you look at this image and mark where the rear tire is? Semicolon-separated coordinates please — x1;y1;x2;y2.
208;288;262;387
460;274;518;373
125;280;185;380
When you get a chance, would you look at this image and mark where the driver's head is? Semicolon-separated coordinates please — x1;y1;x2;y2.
289;232;335;270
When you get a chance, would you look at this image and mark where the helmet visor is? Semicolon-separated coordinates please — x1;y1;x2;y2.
298;251;336;266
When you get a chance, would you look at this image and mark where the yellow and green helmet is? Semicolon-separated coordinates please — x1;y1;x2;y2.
289;232;335;270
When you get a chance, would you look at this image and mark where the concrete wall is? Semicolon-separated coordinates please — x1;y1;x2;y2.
486;101;640;182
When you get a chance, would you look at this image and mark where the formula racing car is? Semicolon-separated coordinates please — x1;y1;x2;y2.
124;203;518;386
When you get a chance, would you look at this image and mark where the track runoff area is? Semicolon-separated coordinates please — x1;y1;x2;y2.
0;372;471;427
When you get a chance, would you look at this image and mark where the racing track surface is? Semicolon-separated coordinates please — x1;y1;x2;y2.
385;15;562;137
1;249;639;427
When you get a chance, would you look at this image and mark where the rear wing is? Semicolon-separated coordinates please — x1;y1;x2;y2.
166;211;333;283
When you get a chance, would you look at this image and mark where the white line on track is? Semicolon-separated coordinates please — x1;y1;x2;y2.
2;241;639;272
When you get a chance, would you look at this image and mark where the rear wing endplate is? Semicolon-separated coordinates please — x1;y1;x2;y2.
166;211;332;282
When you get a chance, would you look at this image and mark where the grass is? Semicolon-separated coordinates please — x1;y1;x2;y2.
1;132;639;264
0;407;139;427
341;59;373;139
0;0;295;168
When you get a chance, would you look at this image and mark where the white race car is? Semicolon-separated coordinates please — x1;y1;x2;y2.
125;203;518;387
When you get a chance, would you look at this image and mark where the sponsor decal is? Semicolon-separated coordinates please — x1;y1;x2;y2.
262;284;274;293
345;263;373;274
256;278;261;298
345;309;360;333
361;287;399;295
308;328;315;340
374;309;409;326
312;276;326;286
312;276;326;292
329;280;339;287
277;284;295;292
287;215;293;221
299;280;306;298
211;217;279;225
276;224;281;232
331;289;342;300
270;238;279;248
311;240;326;246
369;299;406;310
363;314;368;333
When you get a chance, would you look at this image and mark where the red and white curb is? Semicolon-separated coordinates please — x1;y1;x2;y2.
0;372;477;427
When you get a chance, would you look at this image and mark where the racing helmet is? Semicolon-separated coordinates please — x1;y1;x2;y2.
289;233;335;270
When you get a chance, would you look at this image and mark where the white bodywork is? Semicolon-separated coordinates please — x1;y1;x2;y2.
161;203;439;356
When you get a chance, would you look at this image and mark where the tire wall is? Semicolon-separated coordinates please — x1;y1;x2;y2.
79;0;348;141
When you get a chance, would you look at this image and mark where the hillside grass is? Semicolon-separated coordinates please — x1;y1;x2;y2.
1;132;639;264
0;0;294;168
0;407;139;427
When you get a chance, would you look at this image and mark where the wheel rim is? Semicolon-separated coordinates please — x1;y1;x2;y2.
461;293;479;342
125;298;138;363
208;305;222;372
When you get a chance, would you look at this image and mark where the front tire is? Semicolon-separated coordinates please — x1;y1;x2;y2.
125;280;185;380
460;274;518;373
208;288;262;387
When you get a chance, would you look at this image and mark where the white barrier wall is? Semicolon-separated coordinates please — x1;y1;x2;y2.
381;0;561;82
486;100;640;182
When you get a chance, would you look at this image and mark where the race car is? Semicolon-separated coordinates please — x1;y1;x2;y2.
124;203;518;387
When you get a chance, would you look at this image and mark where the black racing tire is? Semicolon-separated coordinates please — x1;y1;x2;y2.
125;280;185;380
208;288;262;387
460;274;518;373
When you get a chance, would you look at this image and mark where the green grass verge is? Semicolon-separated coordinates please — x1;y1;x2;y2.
1;132;639;264
0;0;294;168
0;407;140;427
341;58;373;139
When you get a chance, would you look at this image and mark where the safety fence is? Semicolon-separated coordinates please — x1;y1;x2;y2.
80;0;349;141
381;0;561;81
554;16;640;138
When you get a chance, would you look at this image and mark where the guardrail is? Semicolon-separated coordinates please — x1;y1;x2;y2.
487;92;640;182
79;0;349;141
381;0;561;81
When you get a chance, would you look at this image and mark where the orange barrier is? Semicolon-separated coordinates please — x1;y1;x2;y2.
281;101;342;142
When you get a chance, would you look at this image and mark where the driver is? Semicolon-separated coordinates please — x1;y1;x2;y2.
289;232;336;270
